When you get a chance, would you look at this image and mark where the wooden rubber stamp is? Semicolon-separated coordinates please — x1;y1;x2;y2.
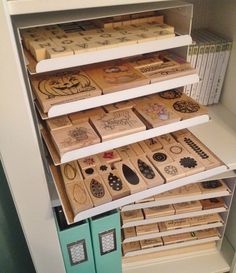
173;200;202;214
188;213;223;226
163;143;189;160
102;170;130;200
177;155;206;176
77;155;100;169
143;205;175;218
81;166;98;179
50;122;100;155
123;227;136;239
60;161;83;184
130;155;165;188
159;218;190;231
140;237;163;249
194;228;219;240
116;145;137;159
157;161;185;182
104;100;135;113
136;223;159;235
121;209;144;224
123;242;141;255
46;116;72;131
96;163;112;174
65;180;93;215
147;149;174;168
199;180;229;194
90;109;146;141
144;137;163;152
162;232;195;245
97;149;121;164
130;143;146;156
83;175;112;206
157;133;177;146
69;107;105;124
200;197;226;210
114;160;147;194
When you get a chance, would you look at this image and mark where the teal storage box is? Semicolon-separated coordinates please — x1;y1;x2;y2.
89;209;122;273
54;207;96;273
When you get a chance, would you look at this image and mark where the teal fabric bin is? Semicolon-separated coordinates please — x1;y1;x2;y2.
89;209;122;273
54;207;96;273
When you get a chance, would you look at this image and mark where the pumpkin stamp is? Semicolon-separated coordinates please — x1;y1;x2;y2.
31;69;102;113
50;122;100;156
84;175;112;206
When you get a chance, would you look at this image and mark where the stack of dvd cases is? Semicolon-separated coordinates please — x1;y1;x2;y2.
184;29;232;105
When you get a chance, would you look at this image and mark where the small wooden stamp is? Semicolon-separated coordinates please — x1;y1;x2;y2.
81;166;98;179
123;227;136;239
188;213;223;226
69;107;105;125
157;133;177;146
199;180;229;194
121;209;144;224
200;197;226;210
144;137;163;152
123;241;141;255
177;155;206;176
77;155;100;170
193;228;219;240
130;155;165;188
114;160;147;194
173;201;202;214
46;116;72;131
96;163;112;174
140;237;163;249
85;62;149;94
147;149;174;167
50;122;100;156
97;149;121;164
83;175;112;206
60;161;83;184
65;180;93;215
136;223;159;235
102;170;130;200
116;145;137;159
46;45;74;58
130;143;146;156
143;205;175;218
90;109;146;141
104;100;135;113
159;218;190;231
157;161;185;182
171;129;192;140
137;141;152;154
163;143;189;160
162;232;195;245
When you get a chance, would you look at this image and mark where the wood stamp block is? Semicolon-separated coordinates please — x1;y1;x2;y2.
83;175;112;206
28;39;57;61
65;180;93;215
176;155;206;176
90;109;146;141
134;100;181;128
140;237;163;249
121;209;144;224
128;55;163;69
171;129;192;141
137;141;152;154
147;149;174;168
193;228;220;240
123;242;141;255
85;62;149;94
81;166;98;179
188;213;223;226
70;41;99;53
199;180;229;194
104;100;135;113
178;135;221;170
157;133;177;146
130;143;146;156
77;155;100;170
143;205;175;218
159;218;190;231
114;160;147;194
116;145;137;159
97;149;121;164
96;163;112;174
123;227;136;239
101;170;130;200
46;115;72;131
50;122;100;156
136;223;159;235
144;137;163;152
162;232;195;245
31;70;102;113
69;107;105;125
156;161;185;182
173;201;202;214
200;197;226;210
164;143;189;160
130;155;165;188
46;45;74;58
60;161;83;184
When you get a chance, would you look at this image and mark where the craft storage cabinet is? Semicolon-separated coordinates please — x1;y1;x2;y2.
1;0;236;273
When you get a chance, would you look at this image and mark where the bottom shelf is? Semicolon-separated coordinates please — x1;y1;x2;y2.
123;243;230;273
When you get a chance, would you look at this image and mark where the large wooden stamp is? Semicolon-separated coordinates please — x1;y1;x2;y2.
140;237;163;249
143;204;175;218
136;223;159;235
123;242;141;255
173;201;202;214
121;209;144;224
200;197;226;210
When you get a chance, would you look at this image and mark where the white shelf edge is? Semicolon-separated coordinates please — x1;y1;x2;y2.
72;165;227;223
123;236;220;257
61;114;209;163
122;189;231;211
33;35;192;73
46;73;199;118
123;222;223;243
122;207;227;228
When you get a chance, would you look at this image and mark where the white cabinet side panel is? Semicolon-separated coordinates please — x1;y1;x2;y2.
0;1;65;273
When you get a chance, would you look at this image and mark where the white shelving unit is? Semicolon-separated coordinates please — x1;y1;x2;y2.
1;1;236;273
